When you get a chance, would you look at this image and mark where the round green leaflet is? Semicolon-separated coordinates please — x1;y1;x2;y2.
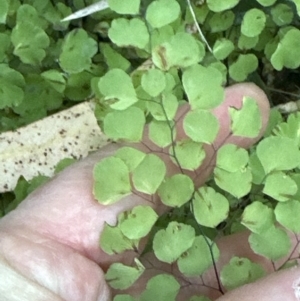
213;38;234;60
132;154;166;194
170;139;206;171
41;70;66;94
149;120;176;148
263;171;298;202
206;0;239;12
271;28;300;70
214;167;252;198
229;96;262;138
158;174;194;207
220;257;265;291
146;93;178;121
108;18;149;49
275;200;300;233
256;136;300;174
98;68;138;110
249;226;291;260
216;144;249;172
241;201;274;234
114;147;146;172
152;33;205;70
140;274;180;301
229;54;258;82
93;157;131;205
208;11;235;33
183;109;220;144
11;21;50;66
108;0;140;14
271;4;294;26
0;0;8;23
100;223;136;255
241;9;266;37
177;235;220;277
105;259;145;290
141;69;166;97
182;64;224;110
103;107;145;142
192;186;229;228
256;0;276;6
153;222;195;263
146;0;181;28
238;34;259;50
118;205;158;240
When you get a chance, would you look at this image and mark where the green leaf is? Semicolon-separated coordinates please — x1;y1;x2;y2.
238;34;259;50
249;226;291;260
271;28;300;70
105;259;145;289
241;201;274;234
100;223;136;255
54;158;77;174
108;0;140;14
170;140;206;171
152;33;205;70
241;9;266;37
183;110;220;144
192;186;229;228
271;4;294;26
59;28;97;73
182;64;224;110
146;0;180;28
132;154;166;194
101;43;131;71
114;147;146;172
177;235;220;277
275;200;300;233
118;205;158;240
146;93;178;121
0;0;8;23
206;0;239;12
229;54;258;81
263;171;298;202
98;69;138;110
149;120;175;148
153;222;195;263
249;152;266;185
11;21;50;65
158;174;194;207
0;64;25;109
273;112;300;147
216;144;249;172
141;69;166;97
93;157;131;205
213;38;234;60
257;0;277;6
220;257;265;291
229;96;262;137
0;32;10;62
256;136;300;174
208;11;235;33
140;274;180;301
214;167;252;198
103;107;145;142
41;70;66;93
108;18;149;49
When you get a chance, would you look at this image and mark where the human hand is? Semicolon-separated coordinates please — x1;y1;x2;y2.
1;83;296;301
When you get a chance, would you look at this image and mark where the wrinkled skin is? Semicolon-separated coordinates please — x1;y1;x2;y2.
1;83;300;301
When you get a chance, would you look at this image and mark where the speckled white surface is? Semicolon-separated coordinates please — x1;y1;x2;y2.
0;101;109;192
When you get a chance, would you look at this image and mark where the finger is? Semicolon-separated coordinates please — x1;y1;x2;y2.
216;266;300;301
0;83;270;301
